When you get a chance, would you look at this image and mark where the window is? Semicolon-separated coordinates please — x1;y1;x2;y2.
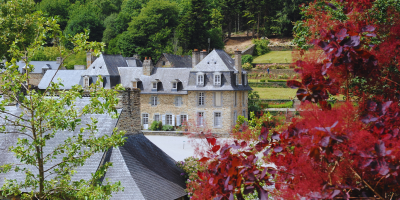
214;74;221;86
166;114;173;125
197;112;204;126
234;92;237;107
142;114;148;125
214;112;222;127
197;74;204;86
152;82;157;89
181;115;187;124
243;110;246;118
233;111;237;125
154;114;160;122
175;96;183;106
242;92;245;106
236;74;239;85
162;61;166;65
198;92;205;106
244;75;248;85
215;92;222;107
172;82;177;89
132;81;137;88
151;96;158;106
84;76;89;88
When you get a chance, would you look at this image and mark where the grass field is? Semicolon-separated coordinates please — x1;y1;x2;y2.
253;88;297;99
253;51;293;63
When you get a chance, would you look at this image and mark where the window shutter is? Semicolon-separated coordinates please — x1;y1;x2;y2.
174;97;177;106
177;115;181;126
149;96;152;105
162;115;165;125
153;114;156;121
172;115;175;126
156;96;159;105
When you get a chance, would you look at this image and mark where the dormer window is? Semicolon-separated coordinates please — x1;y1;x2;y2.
132;81;137;88
153;82;157;89
172;82;177;89
83;75;90;88
196;72;204;86
214;72;221;86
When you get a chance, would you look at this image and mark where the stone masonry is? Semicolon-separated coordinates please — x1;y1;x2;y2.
116;88;142;135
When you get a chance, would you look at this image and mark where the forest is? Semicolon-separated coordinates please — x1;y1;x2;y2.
33;0;312;59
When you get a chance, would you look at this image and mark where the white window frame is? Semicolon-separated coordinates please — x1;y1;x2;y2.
214;112;222;127
197;112;204;126
214;73;221;86
172;82;177;89
197;73;204;86
180;115;187;124
142;113;149;125
151;96;158;106
152;82;157;89
166;114;173;125
154;114;160;122
198;92;205;106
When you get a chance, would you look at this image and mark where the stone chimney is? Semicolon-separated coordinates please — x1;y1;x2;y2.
56;57;62;64
116;88;141;135
200;49;207;61
86;50;96;69
143;57;154;76
234;49;242;85
192;49;200;68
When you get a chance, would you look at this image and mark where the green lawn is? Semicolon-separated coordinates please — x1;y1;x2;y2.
253;51;293;63
253;88;297;99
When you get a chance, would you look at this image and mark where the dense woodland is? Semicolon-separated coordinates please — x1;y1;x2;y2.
33;0;312;59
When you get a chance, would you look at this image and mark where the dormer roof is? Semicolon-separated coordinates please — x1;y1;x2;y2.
192;49;236;72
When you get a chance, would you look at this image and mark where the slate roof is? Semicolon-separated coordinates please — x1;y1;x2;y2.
0;99;187;199
125;57;143;67
161;53;192;68
38;70;85;89
16;61;61;74
102;134;186;200
192;49;236;72
118;67;191;94
85;54;128;76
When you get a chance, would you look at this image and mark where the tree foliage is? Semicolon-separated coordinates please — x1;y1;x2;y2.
0;1;125;199
188;0;400;199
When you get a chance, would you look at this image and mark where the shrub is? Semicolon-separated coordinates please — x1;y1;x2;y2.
241;54;253;64
252;39;270;56
162;125;174;131
150;120;161;131
260;79;266;82
268;79;287;82
242;62;252;70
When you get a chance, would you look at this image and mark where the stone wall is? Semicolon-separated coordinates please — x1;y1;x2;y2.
116;88;142;135
154;56;171;68
29;73;44;86
268;45;296;51
241;44;255;55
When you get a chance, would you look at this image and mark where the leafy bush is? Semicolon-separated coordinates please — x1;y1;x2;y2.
162;125;174;131
266;101;293;108
176;157;207;199
150;120;161;131
259;79;266;82
241;54;253;64
252;39;270;56
268;79;287;82
242;62;252;70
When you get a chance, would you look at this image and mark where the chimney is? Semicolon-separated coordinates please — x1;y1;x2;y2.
234;49;242;85
192;49;200;68
116;88;141;135
143;57;154;76
86;50;93;69
200;49;207;61
56;57;62;64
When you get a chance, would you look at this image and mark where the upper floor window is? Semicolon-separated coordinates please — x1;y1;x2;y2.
214;92;222;107
172;82;177;89
151;96;158;106
214;112;222;127
198;92;205;106
234;91;237;107
236;74;239;85
214;73;221;86
152;82;157;89
197;73;204;86
174;96;183;106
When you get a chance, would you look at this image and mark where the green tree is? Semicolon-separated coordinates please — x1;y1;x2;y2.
36;0;71;30
0;0;125;199
118;0;179;59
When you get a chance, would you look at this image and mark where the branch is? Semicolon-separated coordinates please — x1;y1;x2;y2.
43;155;86;173
349;167;385;200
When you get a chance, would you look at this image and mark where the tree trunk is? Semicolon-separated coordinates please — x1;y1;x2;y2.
228;20;232;38
257;13;260;38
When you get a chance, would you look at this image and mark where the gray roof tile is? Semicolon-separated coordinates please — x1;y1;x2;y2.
162;53;192;68
38;70;85;89
16;61;61;74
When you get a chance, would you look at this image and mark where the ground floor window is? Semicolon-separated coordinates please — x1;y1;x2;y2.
154;114;160;121
181;115;187;124
166;114;173;125
214;112;222;127
197;112;204;126
142;114;148;125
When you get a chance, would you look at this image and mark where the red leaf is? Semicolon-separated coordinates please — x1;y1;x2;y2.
212;145;221;153
206;137;216;146
287;80;303;89
199;157;210;163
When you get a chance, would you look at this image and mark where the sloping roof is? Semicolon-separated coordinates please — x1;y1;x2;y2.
16;61;61;74
38;70;85;89
162;53;192;68
85;54;128;76
102;134;186;200
118;67;191;94
192;49;236;72
125;57;143;67
0;98;121;191
0;99;187;199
